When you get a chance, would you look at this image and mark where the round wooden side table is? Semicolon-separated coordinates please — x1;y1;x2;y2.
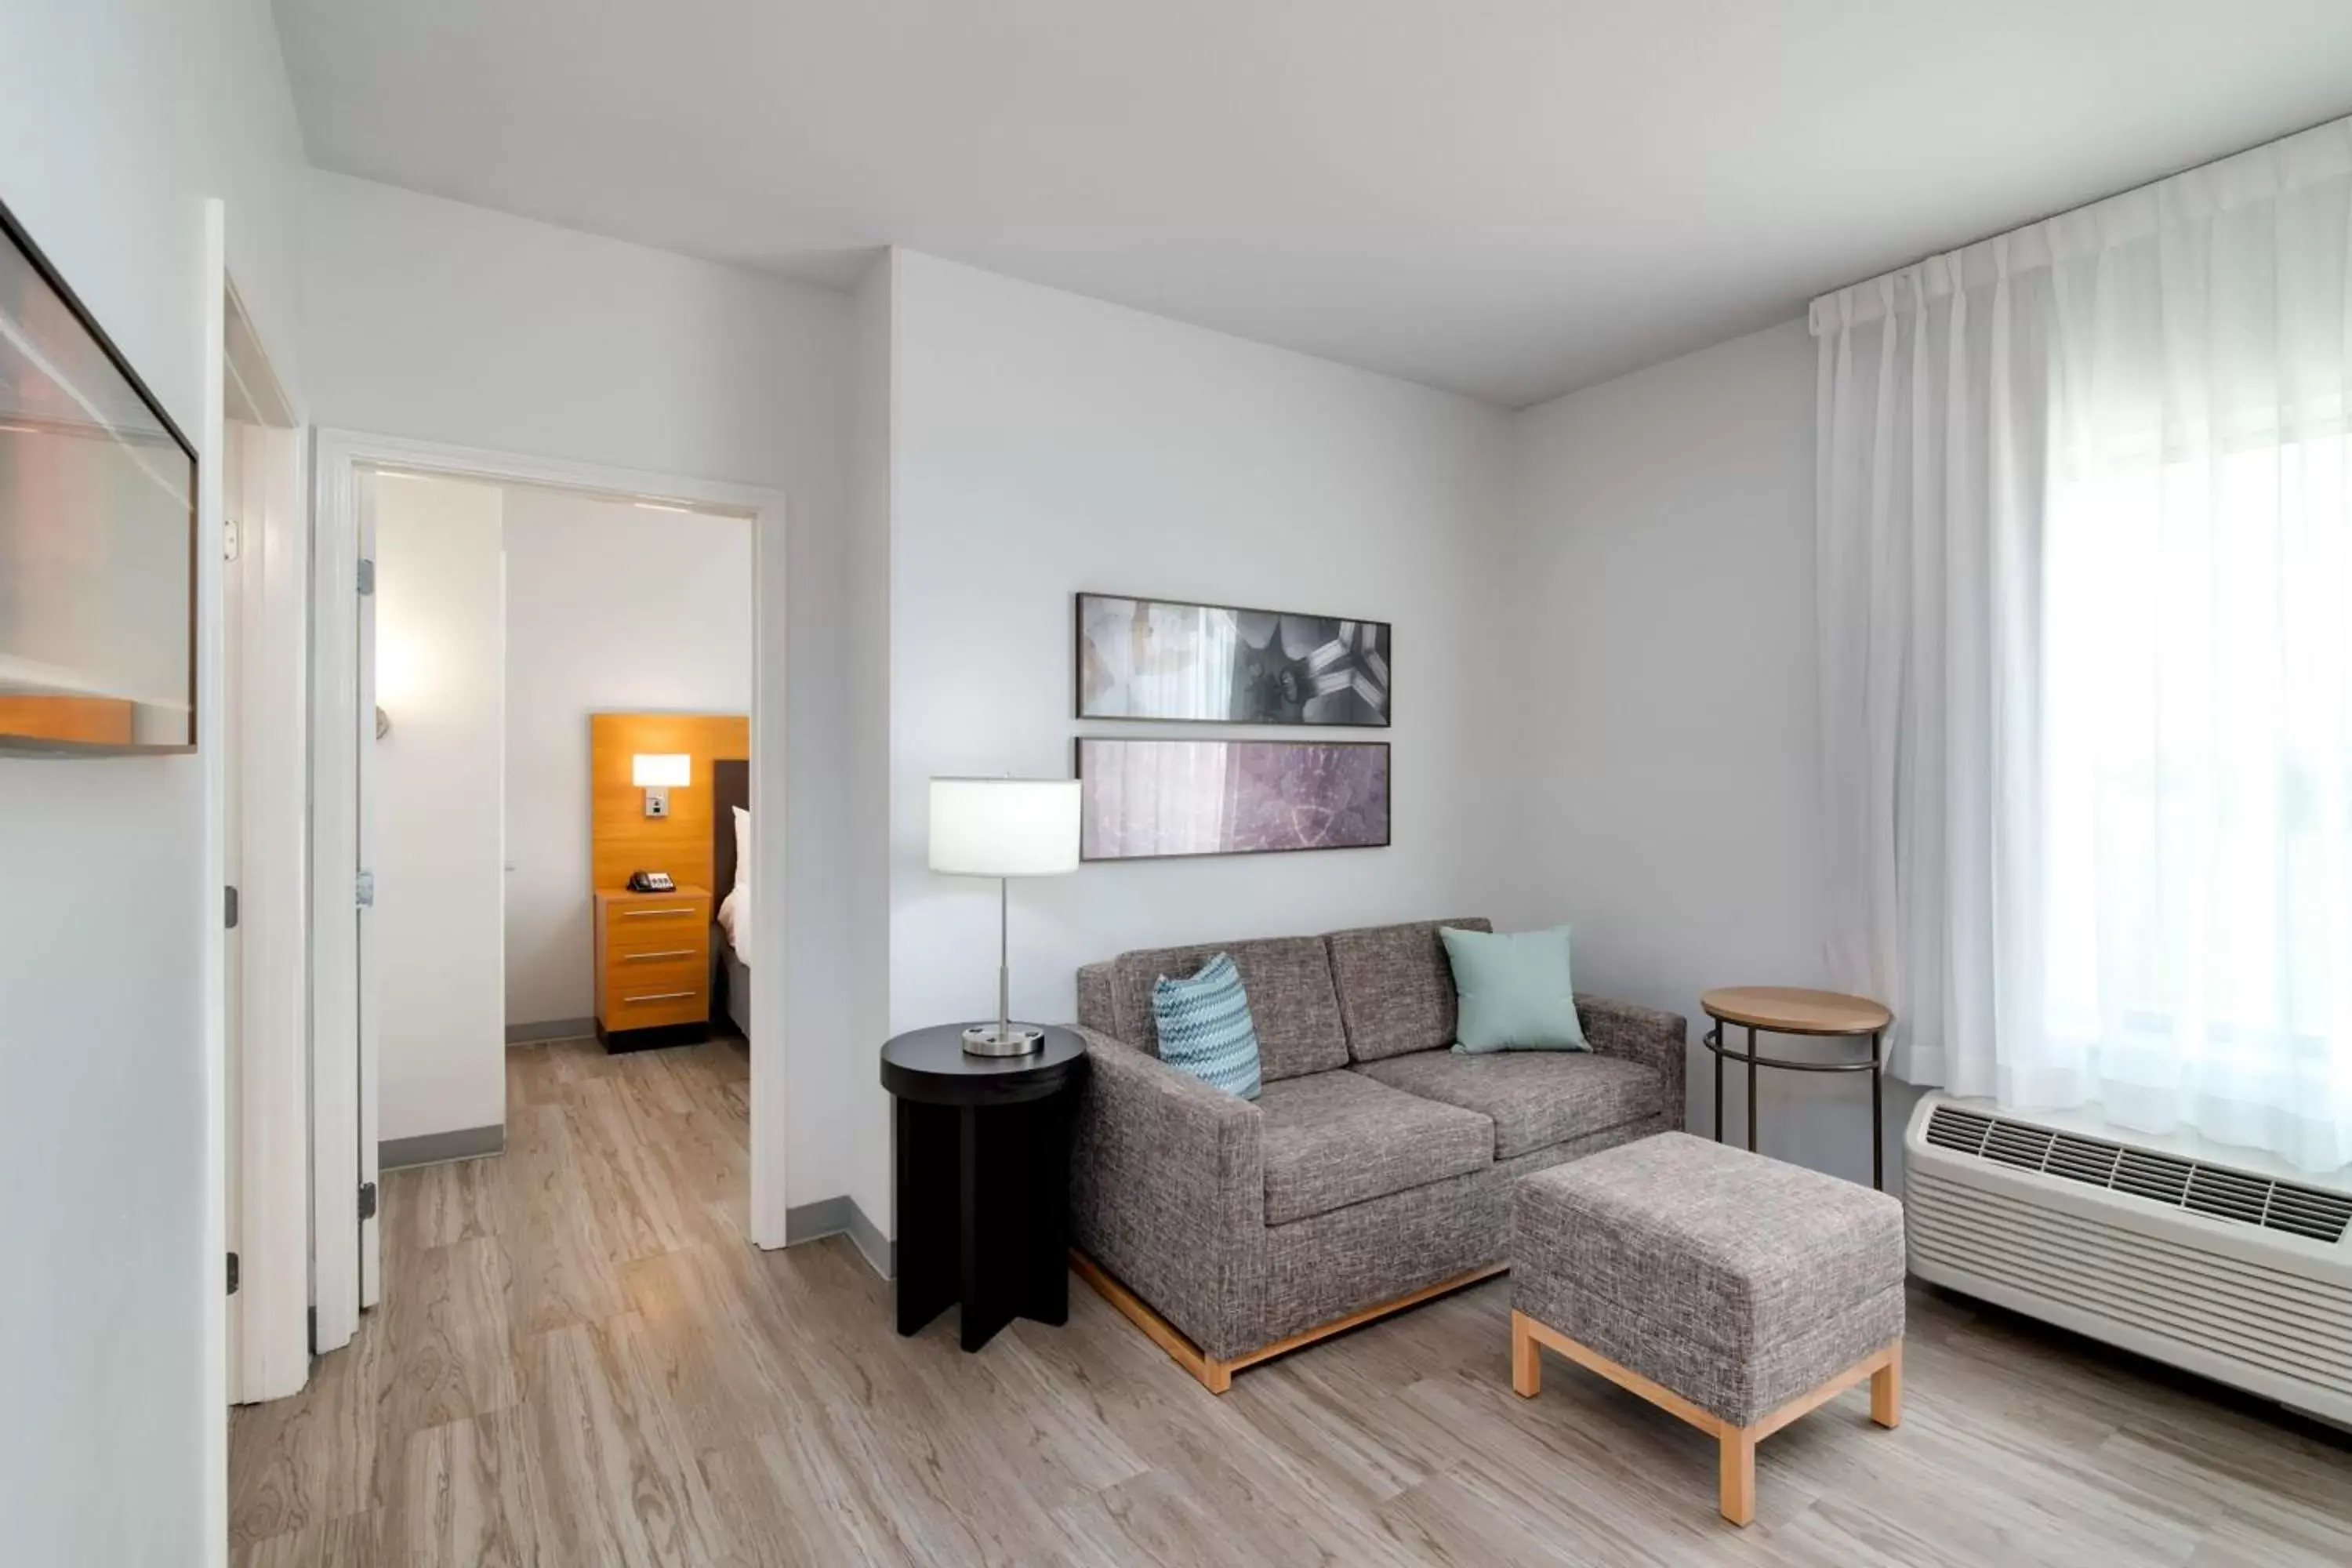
1700;987;1894;1190
880;1024;1089;1352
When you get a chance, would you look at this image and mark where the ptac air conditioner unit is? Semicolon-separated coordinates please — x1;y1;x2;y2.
1904;1092;2352;1427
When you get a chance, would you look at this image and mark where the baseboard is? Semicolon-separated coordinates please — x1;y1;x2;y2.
506;1018;596;1044
786;1195;893;1279
380;1123;506;1170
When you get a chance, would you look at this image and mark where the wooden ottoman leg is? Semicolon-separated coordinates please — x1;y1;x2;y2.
1871;1339;1903;1428
1510;1310;1541;1397
1718;1429;1756;1526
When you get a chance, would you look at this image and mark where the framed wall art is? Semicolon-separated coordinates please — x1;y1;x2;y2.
1076;592;1390;727
0;192;198;753
1076;736;1390;862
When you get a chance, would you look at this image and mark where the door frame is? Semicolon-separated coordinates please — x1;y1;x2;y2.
308;428;791;1352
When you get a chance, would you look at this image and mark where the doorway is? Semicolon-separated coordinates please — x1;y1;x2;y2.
307;434;789;1356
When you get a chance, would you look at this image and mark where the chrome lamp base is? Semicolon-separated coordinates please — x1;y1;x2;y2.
961;1022;1044;1058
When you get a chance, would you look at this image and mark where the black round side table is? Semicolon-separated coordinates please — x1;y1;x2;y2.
880;1024;1088;1352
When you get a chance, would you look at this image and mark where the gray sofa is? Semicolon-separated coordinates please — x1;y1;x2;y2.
1071;917;1686;1391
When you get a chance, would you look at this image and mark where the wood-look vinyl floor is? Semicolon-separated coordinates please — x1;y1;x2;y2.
230;1036;2352;1566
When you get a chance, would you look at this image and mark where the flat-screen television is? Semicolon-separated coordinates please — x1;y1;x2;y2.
0;193;198;754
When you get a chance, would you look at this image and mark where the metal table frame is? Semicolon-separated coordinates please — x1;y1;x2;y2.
1702;1012;1886;1190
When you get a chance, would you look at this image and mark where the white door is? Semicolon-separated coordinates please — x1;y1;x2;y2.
357;478;382;1311
222;423;246;1394
310;449;370;1352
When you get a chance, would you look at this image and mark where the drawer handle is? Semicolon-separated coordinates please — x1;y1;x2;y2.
620;907;696;918
623;990;699;1004
622;949;697;961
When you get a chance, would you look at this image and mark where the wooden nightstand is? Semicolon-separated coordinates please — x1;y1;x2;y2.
593;884;713;1047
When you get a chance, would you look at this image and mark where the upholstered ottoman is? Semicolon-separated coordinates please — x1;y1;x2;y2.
1508;1131;1905;1526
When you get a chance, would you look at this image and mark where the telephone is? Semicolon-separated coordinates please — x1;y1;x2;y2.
626;869;677;893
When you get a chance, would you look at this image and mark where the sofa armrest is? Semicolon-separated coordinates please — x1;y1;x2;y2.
1576;993;1688;1120
1067;1025;1266;1359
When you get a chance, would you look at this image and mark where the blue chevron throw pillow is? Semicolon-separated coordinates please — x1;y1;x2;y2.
1152;953;1262;1100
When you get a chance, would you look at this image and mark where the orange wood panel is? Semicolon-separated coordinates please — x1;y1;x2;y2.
0;695;136;745
587;712;748;894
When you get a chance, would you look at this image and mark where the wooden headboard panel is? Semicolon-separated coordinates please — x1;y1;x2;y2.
588;712;749;892
712;758;750;898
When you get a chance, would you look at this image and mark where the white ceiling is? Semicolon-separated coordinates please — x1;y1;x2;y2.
271;1;2352;408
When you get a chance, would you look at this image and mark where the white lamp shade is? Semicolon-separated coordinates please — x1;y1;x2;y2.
929;778;1080;877
631;753;691;789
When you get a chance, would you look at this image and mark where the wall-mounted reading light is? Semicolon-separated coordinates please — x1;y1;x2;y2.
631;753;691;818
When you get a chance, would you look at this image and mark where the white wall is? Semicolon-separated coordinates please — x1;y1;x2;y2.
372;474;508;1144
1507;318;1922;1188
881;250;1519;1229
301;171;860;1209
0;2;306;1560
502;486;752;1029
839;256;897;1239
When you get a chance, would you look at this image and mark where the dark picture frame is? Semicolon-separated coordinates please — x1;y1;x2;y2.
1075;735;1391;862
0;191;200;755
1074;591;1392;728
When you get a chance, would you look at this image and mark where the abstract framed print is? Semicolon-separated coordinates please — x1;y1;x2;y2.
1076;737;1390;861
0;191;199;753
1076;592;1390;727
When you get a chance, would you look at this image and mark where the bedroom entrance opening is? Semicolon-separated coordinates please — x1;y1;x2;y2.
358;461;756;1262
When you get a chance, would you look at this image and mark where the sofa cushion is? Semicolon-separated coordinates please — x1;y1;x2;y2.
1255;1070;1493;1225
1353;1049;1664;1160
1151;953;1261;1100
1112;936;1348;1081
1325;916;1490;1062
1442;924;1588;1053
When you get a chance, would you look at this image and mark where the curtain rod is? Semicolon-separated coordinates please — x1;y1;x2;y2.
1807;103;2352;310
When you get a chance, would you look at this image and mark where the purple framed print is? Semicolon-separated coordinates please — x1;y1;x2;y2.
1076;737;1390;862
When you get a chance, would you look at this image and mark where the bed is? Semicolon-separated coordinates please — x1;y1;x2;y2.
713;757;752;1038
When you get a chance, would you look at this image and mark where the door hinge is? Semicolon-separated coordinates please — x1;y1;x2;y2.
356;557;376;596
227;1251;240;1295
355;870;375;909
223;517;241;561
307;1305;318;1352
358;1181;378;1221
225;885;240;930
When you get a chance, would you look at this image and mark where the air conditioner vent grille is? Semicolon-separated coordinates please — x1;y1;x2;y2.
1920;1105;2349;1245
2269;1185;2352;1243
1924;1108;1993;1154
1983;1121;2056;1169
2114;1147;2194;1206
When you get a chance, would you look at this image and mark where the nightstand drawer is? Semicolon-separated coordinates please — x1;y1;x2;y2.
604;949;705;993
605;899;706;931
606;920;710;960
608;983;707;1029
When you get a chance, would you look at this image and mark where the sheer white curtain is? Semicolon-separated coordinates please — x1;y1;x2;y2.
1815;117;2352;1172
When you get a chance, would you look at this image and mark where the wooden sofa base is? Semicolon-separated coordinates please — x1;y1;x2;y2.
1511;1309;1900;1526
1071;1250;1508;1394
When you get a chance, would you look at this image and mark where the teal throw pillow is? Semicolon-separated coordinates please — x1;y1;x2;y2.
1440;925;1588;1054
1152;953;1262;1099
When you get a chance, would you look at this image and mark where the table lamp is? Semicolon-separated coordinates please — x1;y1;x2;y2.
929;776;1081;1055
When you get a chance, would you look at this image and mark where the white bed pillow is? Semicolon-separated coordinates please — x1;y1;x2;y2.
717;886;751;964
731;805;751;895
